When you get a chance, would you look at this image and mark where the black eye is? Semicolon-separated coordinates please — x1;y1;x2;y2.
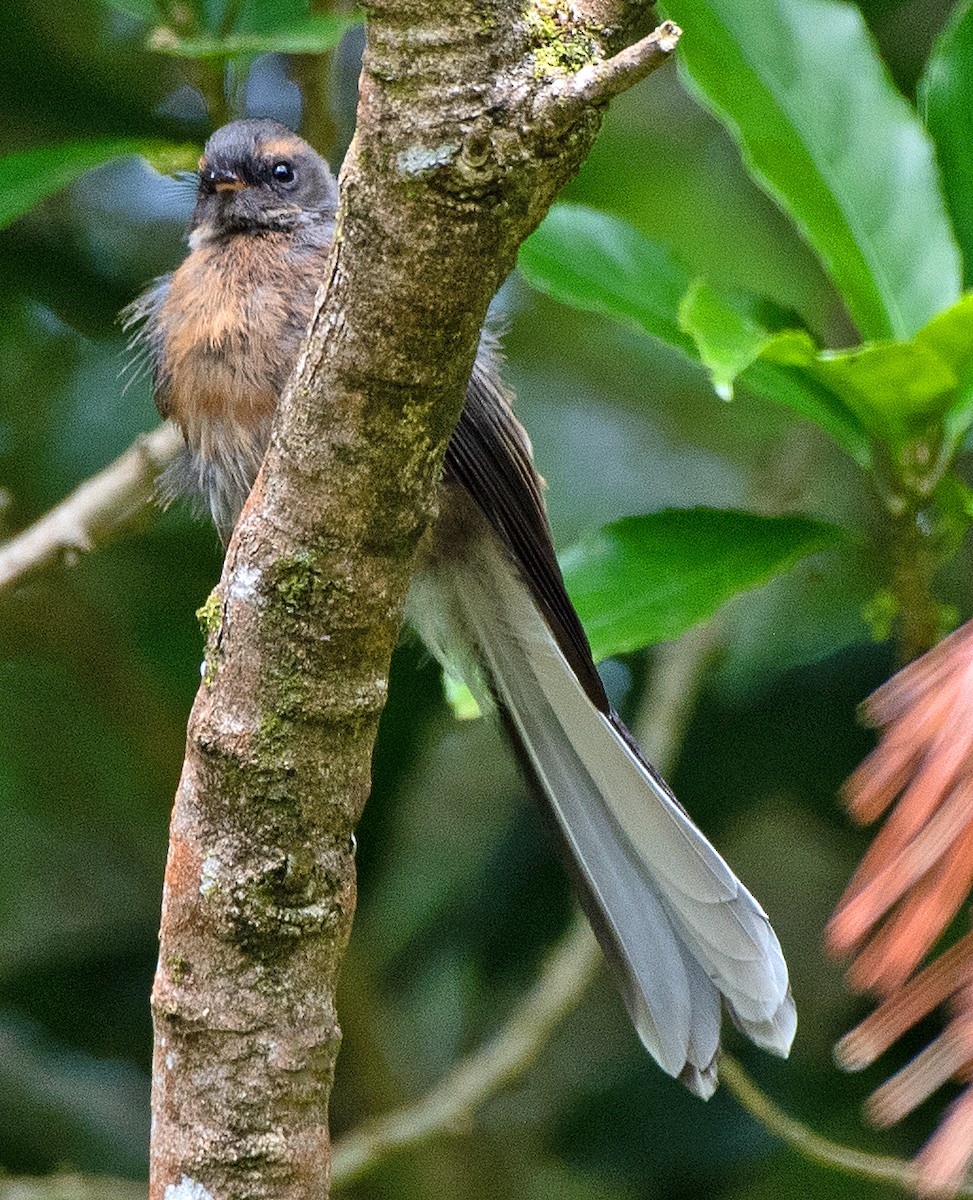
272;162;295;184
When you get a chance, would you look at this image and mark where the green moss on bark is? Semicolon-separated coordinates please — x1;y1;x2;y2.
526;0;603;75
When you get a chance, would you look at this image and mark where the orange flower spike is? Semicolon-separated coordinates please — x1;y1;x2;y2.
845;685;957;826
840;730;961;896
866;623;973;727
837;931;973;1072
828;621;973;1198
912;986;973;1197
829;651;973;960
829;780;973;963
865;1016;973;1129
914;1083;973;1199
845;826;973;995
844;622;973;829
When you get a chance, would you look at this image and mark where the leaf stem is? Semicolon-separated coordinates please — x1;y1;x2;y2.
718;1053;973;1196
888;498;943;664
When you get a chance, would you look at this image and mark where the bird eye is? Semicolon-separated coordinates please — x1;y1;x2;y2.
272;162;295;184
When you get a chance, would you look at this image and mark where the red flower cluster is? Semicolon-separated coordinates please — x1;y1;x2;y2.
827;621;973;1197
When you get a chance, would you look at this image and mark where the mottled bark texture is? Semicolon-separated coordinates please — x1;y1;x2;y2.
149;4;679;1198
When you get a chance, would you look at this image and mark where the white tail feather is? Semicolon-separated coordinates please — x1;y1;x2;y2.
408;532;796;1095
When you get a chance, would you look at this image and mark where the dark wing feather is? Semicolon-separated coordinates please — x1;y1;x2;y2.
444;356;610;714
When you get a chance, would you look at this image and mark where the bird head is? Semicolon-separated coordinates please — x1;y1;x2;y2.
191;119;339;243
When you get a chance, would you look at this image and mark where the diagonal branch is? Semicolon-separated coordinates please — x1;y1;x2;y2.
0;424;179;594
331;620;713;1185
328;617;954;1197
0;1173;146;1200
332;912;599;1188
148;5;679;1197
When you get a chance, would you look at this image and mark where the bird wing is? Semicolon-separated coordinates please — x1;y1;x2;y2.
406;356;796;1094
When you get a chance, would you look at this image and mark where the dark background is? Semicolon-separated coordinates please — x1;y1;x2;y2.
0;1;966;1195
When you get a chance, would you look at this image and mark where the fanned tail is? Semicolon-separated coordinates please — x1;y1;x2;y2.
408;519;796;1096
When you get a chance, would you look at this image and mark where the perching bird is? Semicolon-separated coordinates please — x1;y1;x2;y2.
128;118;796;1096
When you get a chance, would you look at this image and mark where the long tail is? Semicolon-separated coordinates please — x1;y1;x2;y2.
409;514;795;1096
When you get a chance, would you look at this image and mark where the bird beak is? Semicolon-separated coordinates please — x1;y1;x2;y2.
214;173;246;193
200;166;248;193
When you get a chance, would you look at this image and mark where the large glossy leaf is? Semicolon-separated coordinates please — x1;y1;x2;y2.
683;280;973;464
761;294;973;450
560;508;844;661
518;204;696;356
0;139;197;231
520;208;875;464
149;11;360;58
664;0;961;341
678;278;770;400
741;358;873;467
920;0;973;283
679;279;874;464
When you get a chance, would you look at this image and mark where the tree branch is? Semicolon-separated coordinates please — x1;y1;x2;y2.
0;1174;145;1200
332;913;599;1187
148;4;679;1196
330;619;714;1185
0;424;179;595
541;20;681;117
717;1055;973;1198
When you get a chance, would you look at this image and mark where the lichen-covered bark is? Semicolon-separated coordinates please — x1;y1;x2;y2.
149;3;678;1197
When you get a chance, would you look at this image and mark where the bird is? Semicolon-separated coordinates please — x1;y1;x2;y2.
127;117;796;1096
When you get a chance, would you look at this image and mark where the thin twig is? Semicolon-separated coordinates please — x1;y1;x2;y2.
538;20;682;125
0;1173;145;1200
331;912;600;1187
570;21;682;104
331;621;716;1186
0;423;180;594
717;1054;973;1196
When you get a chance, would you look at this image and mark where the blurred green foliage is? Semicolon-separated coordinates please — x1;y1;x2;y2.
2;0;972;1196
561;509;845;659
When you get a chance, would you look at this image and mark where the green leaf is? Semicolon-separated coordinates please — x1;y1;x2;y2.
664;0;961;340
702;292;973;476
914;289;973;376
678;279;769;399
519;208;876;463
560;508;844;661
916;292;973;447
760;294;973;448
677;279;875;464
442;673;483;721
684;287;973;467
517;208;969;471
815;344;956;430
0;139;198;232
920;0;973;284
741;357;873;467
148;11;360;58
518;204;696;356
